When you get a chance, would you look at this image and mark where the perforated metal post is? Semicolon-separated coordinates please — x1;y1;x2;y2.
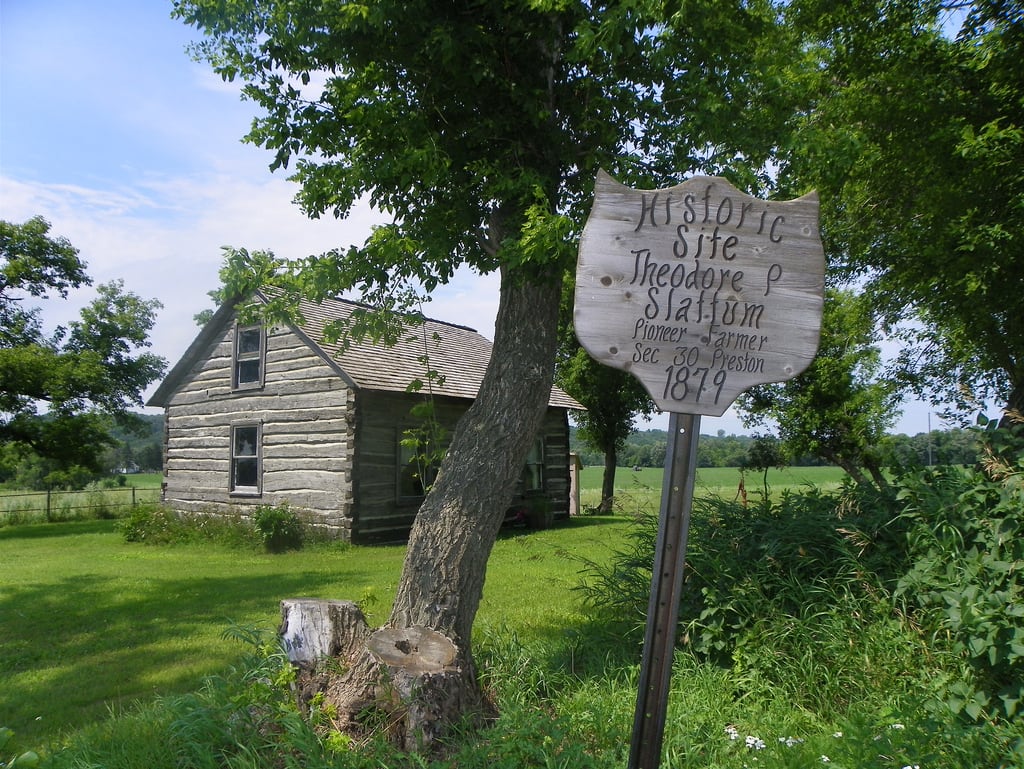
628;412;701;769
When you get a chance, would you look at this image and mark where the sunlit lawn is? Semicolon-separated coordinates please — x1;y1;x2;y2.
0;513;630;750
1;464;847;751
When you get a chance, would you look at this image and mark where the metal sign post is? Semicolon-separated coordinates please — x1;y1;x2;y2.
628;412;700;769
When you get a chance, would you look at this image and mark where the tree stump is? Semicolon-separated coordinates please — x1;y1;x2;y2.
280;598;371;666
279;599;490;752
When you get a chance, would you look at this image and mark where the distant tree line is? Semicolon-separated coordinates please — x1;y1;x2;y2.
570;426;982;470
0;412;163;489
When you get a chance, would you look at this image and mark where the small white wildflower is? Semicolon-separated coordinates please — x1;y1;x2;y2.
889;723;906;730
725;725;740;740
832;731;843;738
745;735;766;750
900;765;920;769
779;736;804;747
820;756;831;763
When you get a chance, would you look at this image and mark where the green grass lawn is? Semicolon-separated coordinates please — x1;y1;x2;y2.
1;465;846;748
0;514;630;750
4;463;1019;769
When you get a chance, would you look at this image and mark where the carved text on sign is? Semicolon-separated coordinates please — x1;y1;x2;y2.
574;171;825;415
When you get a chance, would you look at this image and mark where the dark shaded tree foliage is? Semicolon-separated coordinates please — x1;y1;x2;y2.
0;217;165;489
173;0;807;746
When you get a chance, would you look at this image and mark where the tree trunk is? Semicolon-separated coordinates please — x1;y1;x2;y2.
598;448;617;513
823;449;872;489
864;458;889;492
297;268;563;751
1000;379;1024;429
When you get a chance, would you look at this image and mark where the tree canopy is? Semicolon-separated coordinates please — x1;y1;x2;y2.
174;0;802;310
740;289;898;490
783;0;1024;417
0;217;166;488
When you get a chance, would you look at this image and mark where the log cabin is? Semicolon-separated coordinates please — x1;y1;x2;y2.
147;291;582;542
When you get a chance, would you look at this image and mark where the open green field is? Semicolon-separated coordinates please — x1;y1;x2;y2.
1;465;842;748
578;464;847;509
5;462;1017;768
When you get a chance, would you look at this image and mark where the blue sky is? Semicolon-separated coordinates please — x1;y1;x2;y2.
1;2;952;436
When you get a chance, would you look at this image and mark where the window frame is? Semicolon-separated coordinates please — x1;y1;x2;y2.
230;422;262;496
232;323;265;390
521;436;545;493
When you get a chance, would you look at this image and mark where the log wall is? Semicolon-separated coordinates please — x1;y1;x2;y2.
351;391;572;542
158;322;574;543
161;323;355;536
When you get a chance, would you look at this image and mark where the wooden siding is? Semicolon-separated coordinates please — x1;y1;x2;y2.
351;391;466;542
535;408;572;518
160;323;355;535
351;391;572;543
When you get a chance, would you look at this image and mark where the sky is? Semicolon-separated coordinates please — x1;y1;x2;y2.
1;1;955;437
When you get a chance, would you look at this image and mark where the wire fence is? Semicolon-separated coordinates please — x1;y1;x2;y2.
0;485;162;524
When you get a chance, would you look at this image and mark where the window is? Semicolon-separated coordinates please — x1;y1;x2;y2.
521;437;545;492
231;424;261;494
233;325;264;389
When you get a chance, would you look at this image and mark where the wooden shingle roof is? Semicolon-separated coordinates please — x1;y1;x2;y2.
148;291;582;410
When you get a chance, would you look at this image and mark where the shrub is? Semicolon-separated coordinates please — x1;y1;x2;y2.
895;417;1024;722
252;503;304;553
579;483;903;662
120;505;262;549
0;727;39;769
120;504;182;543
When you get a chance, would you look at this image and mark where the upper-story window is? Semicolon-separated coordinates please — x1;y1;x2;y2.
233;324;265;389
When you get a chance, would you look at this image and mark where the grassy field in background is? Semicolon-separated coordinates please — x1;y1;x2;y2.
0;474;163;525
578;464;848;510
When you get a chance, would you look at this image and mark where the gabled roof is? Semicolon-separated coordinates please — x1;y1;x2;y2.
148;292;582;410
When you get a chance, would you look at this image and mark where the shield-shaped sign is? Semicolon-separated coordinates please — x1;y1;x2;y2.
575;170;825;415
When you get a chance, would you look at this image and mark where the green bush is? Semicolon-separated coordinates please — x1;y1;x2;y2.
0;727;38;769
120;504;182;543
252;503;304;553
120;505;262;549
579;483;903;663
895;418;1024;722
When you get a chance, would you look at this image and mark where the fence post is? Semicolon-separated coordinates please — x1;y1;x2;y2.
46;489;52;521
132;487;136;507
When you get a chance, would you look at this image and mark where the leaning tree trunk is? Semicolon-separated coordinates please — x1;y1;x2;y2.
599;448;617;513
291;268;563;751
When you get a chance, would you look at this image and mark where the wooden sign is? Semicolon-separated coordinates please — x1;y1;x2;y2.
575;170;825;415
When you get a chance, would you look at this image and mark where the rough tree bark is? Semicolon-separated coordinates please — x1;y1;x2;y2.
285;268;563;750
599;448;617;513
